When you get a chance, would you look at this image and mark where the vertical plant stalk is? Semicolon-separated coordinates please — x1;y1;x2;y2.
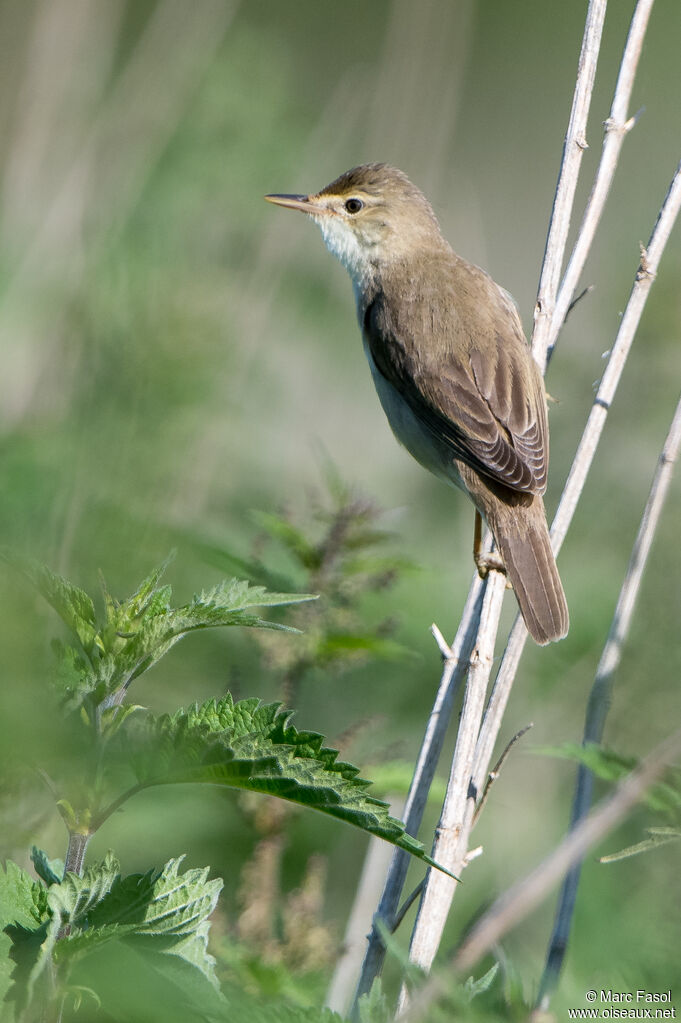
541;0;655;367
533;0;608;368
349;565;488;1011
396;574;506;1014
326;801;404;1015
400;727;681;1023
63;831;90;878
537;385;681;1007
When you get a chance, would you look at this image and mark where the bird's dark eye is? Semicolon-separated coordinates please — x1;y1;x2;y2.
344;198;364;214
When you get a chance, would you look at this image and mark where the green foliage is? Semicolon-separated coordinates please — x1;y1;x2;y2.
463;963;500;1002
0;862;48;933
600;826;681;864
357;979;391;1023
120;695;448;872
0;547;451;1019
536;741;681;862
2;550;315;712
30;847;63;887
3;853;224;1021
194;480;419;701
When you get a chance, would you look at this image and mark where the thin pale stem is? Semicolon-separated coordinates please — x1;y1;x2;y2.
545;0;655;366
401;727;681;1022
349;571;486;1013
91;782;147;832
533;0;608;367
537;387;681;1006
397;572;506;1014
473;155;681;810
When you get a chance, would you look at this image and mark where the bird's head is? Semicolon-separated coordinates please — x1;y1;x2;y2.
265;163;445;287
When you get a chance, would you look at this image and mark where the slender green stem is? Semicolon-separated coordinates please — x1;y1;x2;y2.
63;831;91;878
91;782;147;831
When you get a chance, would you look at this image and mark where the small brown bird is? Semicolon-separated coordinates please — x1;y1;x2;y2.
266;164;568;644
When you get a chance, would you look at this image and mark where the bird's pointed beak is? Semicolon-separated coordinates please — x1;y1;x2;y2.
264;193;325;215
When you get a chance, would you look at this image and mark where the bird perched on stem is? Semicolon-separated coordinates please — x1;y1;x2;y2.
265;164;568;644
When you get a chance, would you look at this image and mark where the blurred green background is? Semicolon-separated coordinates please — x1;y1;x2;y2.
0;0;680;1016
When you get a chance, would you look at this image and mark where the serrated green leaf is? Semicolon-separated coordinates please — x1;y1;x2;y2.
12;852;117;1009
357;978;391;1023
52;639;91;697
0;861;47;930
28;557;318;708
49;851;120;928
123;696;455;877
119;551;176;620
30;848;63;887
115;582;315;685
2;551;98;653
52;856;223;990
17;852;223;1014
191;577;316;614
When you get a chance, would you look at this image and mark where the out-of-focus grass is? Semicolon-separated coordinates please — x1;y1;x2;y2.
1;0;680;1016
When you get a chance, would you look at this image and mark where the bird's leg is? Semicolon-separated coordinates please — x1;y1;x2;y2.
473;510;507;579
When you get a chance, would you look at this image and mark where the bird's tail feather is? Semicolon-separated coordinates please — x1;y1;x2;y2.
492;512;569;645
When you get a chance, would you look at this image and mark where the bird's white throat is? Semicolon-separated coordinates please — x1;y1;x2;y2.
314;214;373;291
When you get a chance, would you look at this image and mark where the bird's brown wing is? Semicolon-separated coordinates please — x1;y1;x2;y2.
364;283;549;496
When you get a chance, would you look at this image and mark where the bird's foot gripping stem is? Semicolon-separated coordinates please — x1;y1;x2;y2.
473;511;509;583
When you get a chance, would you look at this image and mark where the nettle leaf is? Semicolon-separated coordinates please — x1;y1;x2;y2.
51;639;91;697
0;861;48;930
121;551;177;620
56;857;223;985
0;861;50;1012
101;578;317;693
127;696;453;875
9;552;315;708
357;978;391;1023
1;551;98;653
30;847;63;887
21;853;223;1010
